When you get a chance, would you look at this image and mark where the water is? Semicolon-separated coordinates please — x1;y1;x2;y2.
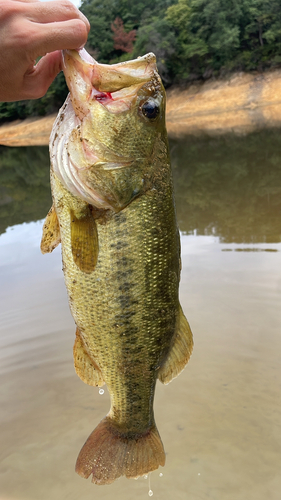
0;131;281;500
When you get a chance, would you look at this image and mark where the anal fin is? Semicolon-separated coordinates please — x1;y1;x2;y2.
71;207;98;274
40;205;61;253
73;328;104;387
158;306;193;385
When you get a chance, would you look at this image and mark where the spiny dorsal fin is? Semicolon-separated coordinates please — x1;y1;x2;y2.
73;328;104;387
40;205;61;254
158;306;193;385
71;208;98;273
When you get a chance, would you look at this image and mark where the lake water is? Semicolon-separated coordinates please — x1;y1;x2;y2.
0;131;281;500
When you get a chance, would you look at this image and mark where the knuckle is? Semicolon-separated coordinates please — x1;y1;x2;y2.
59;0;78;16
0;1;19;21
56;20;88;50
72;19;88;43
15;24;36;51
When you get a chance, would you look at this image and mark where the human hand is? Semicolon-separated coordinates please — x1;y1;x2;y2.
0;0;90;102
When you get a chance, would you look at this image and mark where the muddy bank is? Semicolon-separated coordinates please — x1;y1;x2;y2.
0;114;57;147
166;69;281;137
1;69;281;146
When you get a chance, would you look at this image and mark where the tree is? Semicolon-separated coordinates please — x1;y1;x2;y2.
238;0;281;69
133;17;176;83
166;0;242;79
111;17;136;53
80;0;117;62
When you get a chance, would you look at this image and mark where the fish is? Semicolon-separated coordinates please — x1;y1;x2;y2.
41;48;193;485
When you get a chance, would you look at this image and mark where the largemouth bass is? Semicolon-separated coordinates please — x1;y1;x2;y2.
41;48;193;485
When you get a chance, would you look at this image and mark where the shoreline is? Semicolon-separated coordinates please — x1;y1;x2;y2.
1;69;281;146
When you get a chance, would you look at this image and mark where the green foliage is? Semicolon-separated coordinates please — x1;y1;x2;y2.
166;0;242;78
3;0;281;120
80;0;117;61
132;18;177;84
80;0;176;64
238;0;281;69
166;0;281;79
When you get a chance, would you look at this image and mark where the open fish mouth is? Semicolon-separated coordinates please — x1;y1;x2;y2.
62;49;158;117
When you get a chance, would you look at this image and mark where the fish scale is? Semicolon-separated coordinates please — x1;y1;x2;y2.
51;163;178;428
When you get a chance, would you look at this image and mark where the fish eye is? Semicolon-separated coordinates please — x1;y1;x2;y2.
141;99;160;120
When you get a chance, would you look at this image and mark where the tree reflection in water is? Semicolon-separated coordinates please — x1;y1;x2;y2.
0;145;51;235
1;129;281;243
171;129;281;243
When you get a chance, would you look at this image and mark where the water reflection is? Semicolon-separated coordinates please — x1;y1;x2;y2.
171;129;281;243
0;132;281;500
0;146;51;235
1;130;281;243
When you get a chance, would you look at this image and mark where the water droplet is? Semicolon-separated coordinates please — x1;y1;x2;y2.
99;388;104;395
198;472;201;476
144;475;148;480
148;490;153;497
159;472;163;477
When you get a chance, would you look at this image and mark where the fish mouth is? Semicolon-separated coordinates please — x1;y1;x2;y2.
62;49;158;118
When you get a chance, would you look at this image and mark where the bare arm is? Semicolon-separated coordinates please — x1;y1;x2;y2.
0;0;90;101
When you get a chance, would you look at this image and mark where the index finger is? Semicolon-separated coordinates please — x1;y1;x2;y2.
30;18;89;58
10;0;39;3
22;0;90;31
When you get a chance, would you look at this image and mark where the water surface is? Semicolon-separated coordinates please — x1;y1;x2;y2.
0;132;281;500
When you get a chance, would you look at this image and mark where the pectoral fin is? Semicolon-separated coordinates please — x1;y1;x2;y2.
71;208;98;273
73;328;104;387
40;205;61;254
158;306;193;385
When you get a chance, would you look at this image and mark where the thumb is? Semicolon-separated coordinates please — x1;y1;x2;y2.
23;51;63;100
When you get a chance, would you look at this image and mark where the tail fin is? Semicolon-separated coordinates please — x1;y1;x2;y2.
75;416;165;485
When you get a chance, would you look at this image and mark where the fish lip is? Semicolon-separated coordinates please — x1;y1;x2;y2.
63;49;157;83
62;49;159;107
